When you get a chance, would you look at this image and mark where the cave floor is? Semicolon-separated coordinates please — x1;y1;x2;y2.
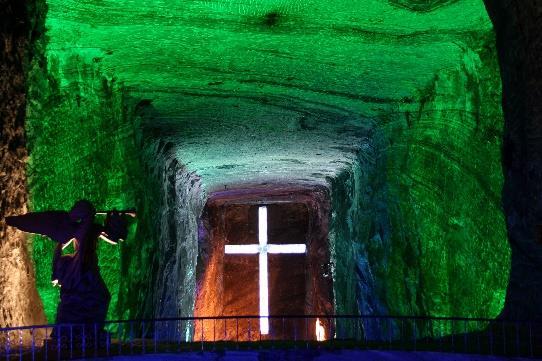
74;350;539;361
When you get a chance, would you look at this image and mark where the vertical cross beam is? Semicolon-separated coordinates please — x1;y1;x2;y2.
258;206;269;334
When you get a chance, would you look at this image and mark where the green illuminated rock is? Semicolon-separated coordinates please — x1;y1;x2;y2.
25;0;509;335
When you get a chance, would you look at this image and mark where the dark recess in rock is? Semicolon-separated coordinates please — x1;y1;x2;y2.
483;0;542;321
263;11;281;27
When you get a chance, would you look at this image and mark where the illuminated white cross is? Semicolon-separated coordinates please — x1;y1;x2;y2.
224;206;306;335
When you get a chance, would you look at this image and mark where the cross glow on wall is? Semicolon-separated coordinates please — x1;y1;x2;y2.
224;206;307;335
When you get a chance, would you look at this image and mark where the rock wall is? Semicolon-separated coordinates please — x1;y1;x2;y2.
133;107;206;338
328;31;510;338
329;127;392;339
0;0;46;331
150;155;204;336
382;32;509;321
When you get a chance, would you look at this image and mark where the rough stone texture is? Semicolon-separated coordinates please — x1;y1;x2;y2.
0;0;47;332
329;130;393;339
151;157;204;332
483;0;542;321
120;105;207;338
381;37;508;321
328;41;509;336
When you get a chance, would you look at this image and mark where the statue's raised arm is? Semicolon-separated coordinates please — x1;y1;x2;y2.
6;210;77;244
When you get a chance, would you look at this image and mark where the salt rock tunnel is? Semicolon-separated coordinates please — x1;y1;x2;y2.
1;0;542;341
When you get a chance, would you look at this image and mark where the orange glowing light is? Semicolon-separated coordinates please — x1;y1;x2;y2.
315;318;326;341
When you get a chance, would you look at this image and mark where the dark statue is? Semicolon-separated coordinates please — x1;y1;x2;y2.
5;200;130;338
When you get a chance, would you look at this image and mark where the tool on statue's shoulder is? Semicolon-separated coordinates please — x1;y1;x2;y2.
95;209;137;218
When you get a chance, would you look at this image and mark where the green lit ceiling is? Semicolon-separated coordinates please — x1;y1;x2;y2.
43;0;494;189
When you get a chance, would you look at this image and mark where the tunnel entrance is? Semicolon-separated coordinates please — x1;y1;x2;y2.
194;186;334;341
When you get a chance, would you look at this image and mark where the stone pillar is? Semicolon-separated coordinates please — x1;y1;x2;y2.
0;1;47;332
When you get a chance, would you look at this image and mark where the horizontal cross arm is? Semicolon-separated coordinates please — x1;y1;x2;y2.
225;244;260;254
267;244;306;254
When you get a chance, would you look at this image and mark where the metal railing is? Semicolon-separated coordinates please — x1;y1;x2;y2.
1;315;541;360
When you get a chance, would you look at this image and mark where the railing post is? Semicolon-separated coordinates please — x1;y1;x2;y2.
142;321;146;354
477;320;481;355
328;317;335;348
529;321;533;358
129;321;134;355
17;329;21;361
56;325;60;361
305;317;308;349
294;317;298;349
17;329;22;361
400;318;404;351
437;319;442;352
31;327;35;361
412;319;417;351
153;320;157;354
6;330;11;361
489;321;493;355
94;323;98;358
44;328;48;361
502;320;506;355
69;324;73;359
451;319;454;353
260;318;263;345
164;320;168;352
515;321;519;357
463;320;469;353
81;324;86;359
376;317;385;350
177;319;182;353
388;317;392;350
119;321;124;355
106;326;110;356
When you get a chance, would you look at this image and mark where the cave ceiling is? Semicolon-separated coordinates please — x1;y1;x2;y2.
44;0;492;190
